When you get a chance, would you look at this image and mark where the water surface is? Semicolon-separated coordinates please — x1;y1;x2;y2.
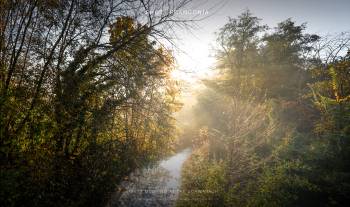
107;148;191;207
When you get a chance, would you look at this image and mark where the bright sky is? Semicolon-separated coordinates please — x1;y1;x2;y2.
170;0;350;88
169;0;350;122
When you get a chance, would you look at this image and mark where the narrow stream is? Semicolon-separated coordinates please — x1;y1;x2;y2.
107;148;191;207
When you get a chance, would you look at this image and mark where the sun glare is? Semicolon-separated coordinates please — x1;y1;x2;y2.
171;41;216;85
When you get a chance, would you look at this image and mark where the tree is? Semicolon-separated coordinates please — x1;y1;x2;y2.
0;0;190;206
260;19;320;99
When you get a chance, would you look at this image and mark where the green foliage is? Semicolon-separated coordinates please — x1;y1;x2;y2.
177;145;227;207
177;10;350;207
0;1;183;206
249;161;320;207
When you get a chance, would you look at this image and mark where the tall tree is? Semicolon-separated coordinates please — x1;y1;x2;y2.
0;0;190;206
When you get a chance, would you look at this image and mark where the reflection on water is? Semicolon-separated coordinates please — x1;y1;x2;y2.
107;148;191;207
